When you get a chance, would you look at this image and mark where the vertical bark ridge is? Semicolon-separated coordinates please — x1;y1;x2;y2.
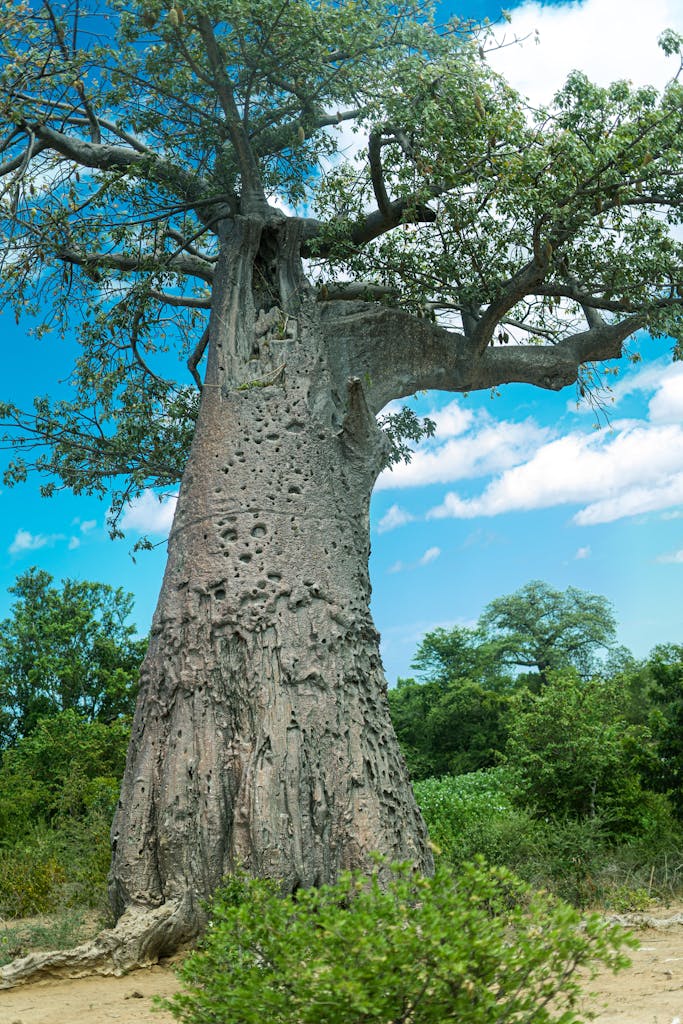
109;250;433;942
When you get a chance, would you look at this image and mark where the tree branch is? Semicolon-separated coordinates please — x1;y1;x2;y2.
368;131;391;218
188;327;210;391
195;13;265;208
149;289;212;309
22;123;231;230
301;198;437;256
56;246;215;284
321;302;644;413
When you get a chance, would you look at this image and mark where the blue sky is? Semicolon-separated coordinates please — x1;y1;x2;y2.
1;0;682;683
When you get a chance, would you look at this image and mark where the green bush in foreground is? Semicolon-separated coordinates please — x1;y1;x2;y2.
163;859;635;1024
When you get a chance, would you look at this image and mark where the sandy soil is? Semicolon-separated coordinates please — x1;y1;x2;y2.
0;911;681;1024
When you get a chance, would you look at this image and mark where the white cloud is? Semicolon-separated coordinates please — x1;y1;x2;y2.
658;548;683;564
428;422;683;524
427;401;474;439
120;489;178;535
9;528;65;555
80;519;97;534
376;411;551;491
386;546;442;573
575;546;591;559
376;504;415;533
648;372;683;423
68;537;81;550
575;474;683;525
491;0;682;108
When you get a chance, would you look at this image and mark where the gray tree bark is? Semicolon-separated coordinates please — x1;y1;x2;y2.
107;220;432;950
0;213;632;989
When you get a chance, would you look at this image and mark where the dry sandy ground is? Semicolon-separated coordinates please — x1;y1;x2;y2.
0;911;681;1024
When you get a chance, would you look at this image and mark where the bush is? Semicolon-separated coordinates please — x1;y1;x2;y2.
0;845;65;917
504;671;652;831
163;859;635;1024
0;711;129;916
413;767;532;863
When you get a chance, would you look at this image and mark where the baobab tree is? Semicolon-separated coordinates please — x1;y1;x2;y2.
1;0;682;979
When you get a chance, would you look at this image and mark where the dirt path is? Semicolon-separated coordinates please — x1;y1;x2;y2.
1;915;681;1024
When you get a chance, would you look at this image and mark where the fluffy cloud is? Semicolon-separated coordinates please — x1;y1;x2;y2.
658;548;683;564
9;528;65;555
376;504;415;533
424;361;683;526
648;371;683;423
575;546;591;560
429;423;683;523
120;490;178;535
490;0;682;107
419;546;441;566
376;403;551;491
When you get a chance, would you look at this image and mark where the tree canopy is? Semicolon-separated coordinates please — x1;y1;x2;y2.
388;581;623;779
0;1;682;528
478;579;619;684
0;567;146;746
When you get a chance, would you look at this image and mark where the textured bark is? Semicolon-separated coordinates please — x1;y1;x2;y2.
1;215;630;988
104;221;432;952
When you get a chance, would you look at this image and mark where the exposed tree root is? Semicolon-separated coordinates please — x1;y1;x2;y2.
607;910;683;931
0;900;196;990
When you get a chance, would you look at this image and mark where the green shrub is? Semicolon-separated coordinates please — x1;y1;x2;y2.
413;767;531;863
163;859;635;1024
0;845;65;917
414;768;683;907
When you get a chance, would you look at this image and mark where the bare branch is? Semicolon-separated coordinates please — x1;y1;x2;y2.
321;302;645;414
56;245;215;283
149;289;212;309
188;326;209;391
368;131;391;218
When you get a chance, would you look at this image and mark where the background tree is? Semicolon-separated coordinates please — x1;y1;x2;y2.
504;669;653;832
1;0;682;975
0;568;146;747
630;644;683;818
388;582;621;777
479;580;619;686
389;675;511;779
389;625;513;778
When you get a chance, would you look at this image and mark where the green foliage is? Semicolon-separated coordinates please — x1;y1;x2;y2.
0;847;66;918
479;581;619;684
390;676;511;779
389;583;622;782
0;709;129;836
0;710;129;916
636;644;683;817
0;567;146;746
413;767;524;861
411;624;505;687
377;405;435;467
415;769;683;907
163;859;635;1024
504;670;652;832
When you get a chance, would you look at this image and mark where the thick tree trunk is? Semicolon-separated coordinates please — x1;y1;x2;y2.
106;222;432;951
0;221;433;988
